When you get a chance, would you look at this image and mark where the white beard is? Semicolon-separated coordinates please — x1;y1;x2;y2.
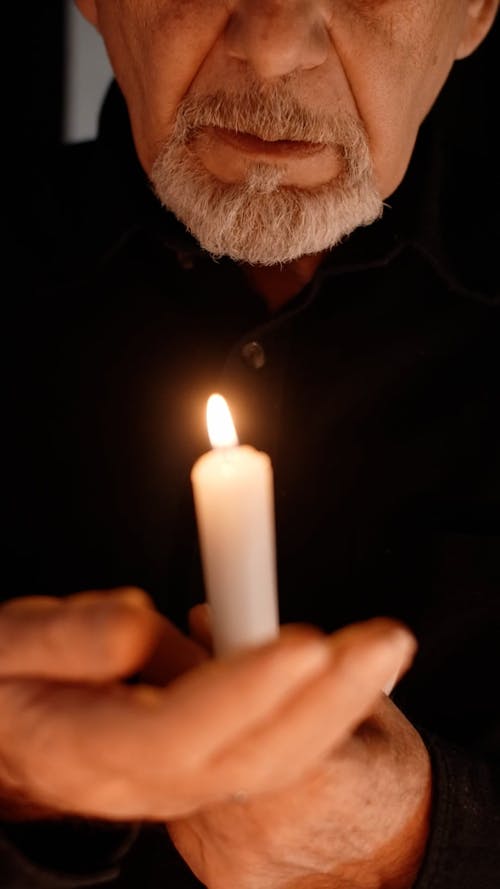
150;85;383;266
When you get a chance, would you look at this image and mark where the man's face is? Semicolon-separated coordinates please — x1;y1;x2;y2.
77;0;496;264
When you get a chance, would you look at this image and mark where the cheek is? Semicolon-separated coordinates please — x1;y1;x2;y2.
329;1;467;197
96;1;230;171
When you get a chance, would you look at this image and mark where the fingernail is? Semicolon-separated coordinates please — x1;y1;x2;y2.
110;588;153;609
267;628;332;677
382;629;417;693
383;669;399;696
391;627;417;657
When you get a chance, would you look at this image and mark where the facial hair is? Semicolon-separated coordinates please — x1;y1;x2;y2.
150;83;383;266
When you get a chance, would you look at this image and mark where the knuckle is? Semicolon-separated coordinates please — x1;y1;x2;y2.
99;605;159;676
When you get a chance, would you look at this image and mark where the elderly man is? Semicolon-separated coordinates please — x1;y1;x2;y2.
2;1;499;887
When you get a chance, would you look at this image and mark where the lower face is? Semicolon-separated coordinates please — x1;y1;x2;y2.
90;0;473;264
149;79;383;264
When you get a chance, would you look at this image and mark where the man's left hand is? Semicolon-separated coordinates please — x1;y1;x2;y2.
167;693;431;889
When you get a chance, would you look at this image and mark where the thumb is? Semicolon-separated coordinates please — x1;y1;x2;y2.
138;613;209;685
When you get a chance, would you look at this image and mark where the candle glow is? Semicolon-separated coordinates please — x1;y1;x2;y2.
206;394;238;448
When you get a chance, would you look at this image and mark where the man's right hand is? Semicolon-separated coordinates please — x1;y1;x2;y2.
0;588;414;824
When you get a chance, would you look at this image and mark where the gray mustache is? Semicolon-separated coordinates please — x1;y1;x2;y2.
174;88;367;147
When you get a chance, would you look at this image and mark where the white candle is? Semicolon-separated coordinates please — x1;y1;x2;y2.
190;394;280;656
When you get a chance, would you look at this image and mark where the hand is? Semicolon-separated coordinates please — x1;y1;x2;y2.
0;589;412;826
167;637;430;889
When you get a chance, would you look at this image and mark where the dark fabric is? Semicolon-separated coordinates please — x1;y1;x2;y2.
2;19;499;888
413;732;500;889
0;821;139;889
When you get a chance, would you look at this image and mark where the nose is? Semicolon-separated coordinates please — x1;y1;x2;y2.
224;0;330;80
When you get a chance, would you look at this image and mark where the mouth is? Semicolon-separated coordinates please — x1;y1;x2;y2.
207;126;326;159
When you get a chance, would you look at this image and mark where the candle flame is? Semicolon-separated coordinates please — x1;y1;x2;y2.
207;394;239;448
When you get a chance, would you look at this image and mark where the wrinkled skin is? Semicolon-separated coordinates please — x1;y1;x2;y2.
76;0;497;199
168;697;432;889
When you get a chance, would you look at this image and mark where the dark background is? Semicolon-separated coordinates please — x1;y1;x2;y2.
14;1;66;152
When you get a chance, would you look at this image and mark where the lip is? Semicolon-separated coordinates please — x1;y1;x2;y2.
209;126;326;159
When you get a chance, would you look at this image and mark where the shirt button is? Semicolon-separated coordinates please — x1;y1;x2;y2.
241;341;266;370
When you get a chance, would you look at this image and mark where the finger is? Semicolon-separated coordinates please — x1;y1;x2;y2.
206;618;417;796
188;603;213;654
155;625;332;759
0;626;332;819
0;588;163;681
138;614;209;685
